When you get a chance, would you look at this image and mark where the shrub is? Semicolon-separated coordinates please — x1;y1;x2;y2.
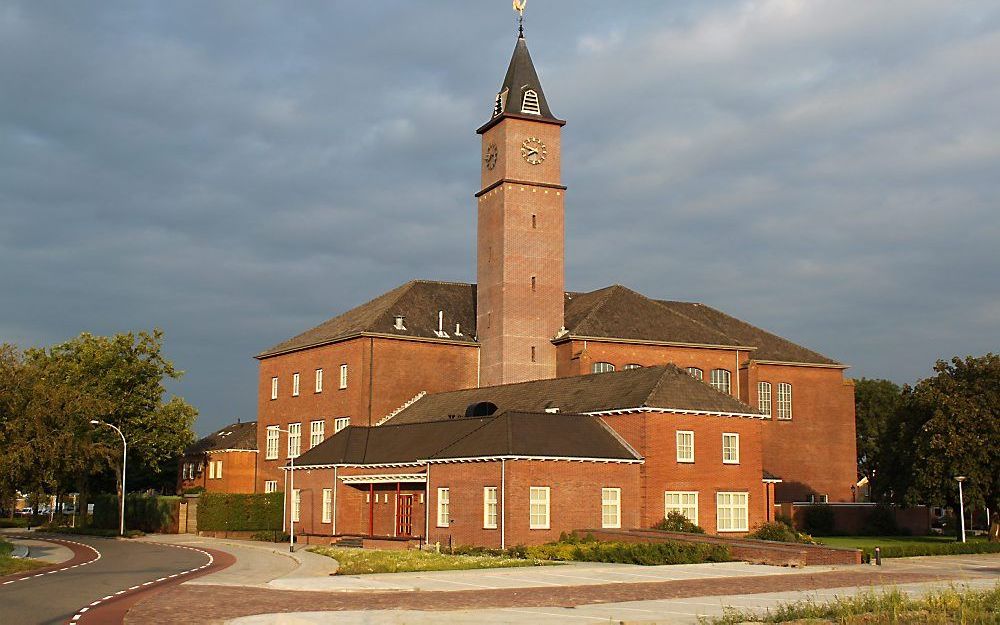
92;494;179;532
198;493;283;531
0;518;29;529
182;486;206;495
652;512;706;534
802;504;835;535
868;541;1000;559
43;526;144;538
526;539;730;565
862;504;902;536
250;530;290;542
747;521;816;544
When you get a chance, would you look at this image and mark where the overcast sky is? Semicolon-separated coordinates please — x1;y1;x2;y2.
2;1;998;435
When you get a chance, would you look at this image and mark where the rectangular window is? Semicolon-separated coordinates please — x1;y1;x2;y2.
601;488;621;529
339;364;348;389
207;461;215;479
665;491;699;525
723;433;740;464
483;487;498;529
292;372;300;397
310;420;325;448
322;489;333;523
264;480;278;493
437;488;450;527
266;426;279;460
710;369;732;394
529;486;550;529
315;368;323;393
758;382;772;416
777;383;793;420
215;460;222;479
292;489;301;523
270;376;278;400
716;492;749;532
334;417;350;433
676;430;694;463
288;423;302;458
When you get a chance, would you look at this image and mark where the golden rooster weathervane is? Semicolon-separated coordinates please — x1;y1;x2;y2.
513;0;527;36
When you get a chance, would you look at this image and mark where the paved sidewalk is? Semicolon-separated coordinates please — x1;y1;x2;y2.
4;535;75;564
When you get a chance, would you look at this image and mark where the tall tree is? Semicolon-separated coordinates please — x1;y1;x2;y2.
854;378;903;486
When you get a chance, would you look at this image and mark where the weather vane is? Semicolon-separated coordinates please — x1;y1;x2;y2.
513;0;526;37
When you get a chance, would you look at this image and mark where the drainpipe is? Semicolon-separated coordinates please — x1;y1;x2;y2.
369;483;374;537
735;350;740;399
332;466;338;537
282;468;288;533
501;459;506;550
425;462;431;545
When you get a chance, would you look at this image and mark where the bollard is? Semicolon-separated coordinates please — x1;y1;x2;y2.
874;546;882;566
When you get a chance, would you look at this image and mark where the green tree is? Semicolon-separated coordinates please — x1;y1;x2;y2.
854;378;903;487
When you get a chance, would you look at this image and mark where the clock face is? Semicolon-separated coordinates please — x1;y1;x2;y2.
484;143;498;170
521;137;547;165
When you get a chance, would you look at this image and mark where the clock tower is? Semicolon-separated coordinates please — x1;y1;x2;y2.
476;29;566;387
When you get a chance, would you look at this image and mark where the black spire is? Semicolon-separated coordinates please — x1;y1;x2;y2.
490;35;557;121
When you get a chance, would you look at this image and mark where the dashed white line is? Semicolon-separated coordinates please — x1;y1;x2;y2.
0;536;101;586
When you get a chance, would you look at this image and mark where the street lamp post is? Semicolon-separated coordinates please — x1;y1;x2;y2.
274;427;297;552
90;420;127;537
955;476;967;544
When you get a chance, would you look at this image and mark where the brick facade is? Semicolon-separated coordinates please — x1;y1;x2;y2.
177;450;257;495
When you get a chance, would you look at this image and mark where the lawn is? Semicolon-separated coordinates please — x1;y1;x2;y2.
815;535;1000;558
310;546;552;575
0;540;47;576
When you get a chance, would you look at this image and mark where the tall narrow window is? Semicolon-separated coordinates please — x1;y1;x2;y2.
292;489;301;523
264;480;277;493
521;89;541;115
664;491;699;525
437;488;450;527
322;489;333;523
777;383;793;420
601;488;621;529
531;276;536;291
339;364;348;389
592;362;615;374
310;420;325;448
529;486;550;529
270;376;278;400
292;372;300;397
315;368;323;393
483;487;498;529
716;492;749;532
722;433;740;464
758;382;772;416
288;423;301;458
531;214;537;229
266;426;279;460
530;346;536;362
687;367;704;381
676;431;694;463
334;417;350;433
710;369;732;394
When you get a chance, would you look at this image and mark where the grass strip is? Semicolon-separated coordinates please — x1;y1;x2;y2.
0;539;48;576
310;546;551;575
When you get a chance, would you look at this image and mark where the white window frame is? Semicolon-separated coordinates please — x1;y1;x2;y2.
722;433;740;464
529;486;550;530
339;364;348;389
292;489;301;523
310;420;325;448
483;487;498;529
758;382;772;416
777;383;793;420
322;488;333;523
664;491;699;525
287;423;301;459
207;461;215;480
315;368;323;393
687;367;704;381
676;430;695;463
334;417;350;433
710;369;731;394
270;376;278;400
601;487;621;529
265;426;279;460
716;492;749;532
592;362;615;374
437;488;450;527
292;372;300;397
623;363;642;370
264;480;278;494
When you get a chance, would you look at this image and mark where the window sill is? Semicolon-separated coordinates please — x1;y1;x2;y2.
723;460;740;465
676;459;695;464
717;528;749;533
529;526;550;530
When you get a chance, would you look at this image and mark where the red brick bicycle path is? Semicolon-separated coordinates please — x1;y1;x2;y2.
126;567;957;623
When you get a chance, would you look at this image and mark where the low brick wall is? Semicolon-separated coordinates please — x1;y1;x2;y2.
577;529;862;566
198;530;260;540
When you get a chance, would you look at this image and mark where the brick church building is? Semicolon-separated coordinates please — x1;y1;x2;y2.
254;24;857;546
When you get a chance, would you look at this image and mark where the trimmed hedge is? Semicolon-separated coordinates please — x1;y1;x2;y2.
867;541;1000;559
525;540;731;565
198;493;283;531
93;494;179;532
802;504;835;535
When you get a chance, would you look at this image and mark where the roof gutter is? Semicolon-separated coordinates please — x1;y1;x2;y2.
256;331;480;360
551;334;757;352
283;455;644;470
751;359;849;370
584;406;768;420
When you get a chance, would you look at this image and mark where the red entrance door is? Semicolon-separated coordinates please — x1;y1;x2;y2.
396;494;413;536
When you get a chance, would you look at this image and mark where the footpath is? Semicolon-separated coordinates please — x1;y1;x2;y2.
123;535;999;625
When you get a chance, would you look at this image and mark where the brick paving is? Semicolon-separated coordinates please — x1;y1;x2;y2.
126;568;955;624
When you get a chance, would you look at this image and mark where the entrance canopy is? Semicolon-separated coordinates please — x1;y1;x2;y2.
339;474;426;485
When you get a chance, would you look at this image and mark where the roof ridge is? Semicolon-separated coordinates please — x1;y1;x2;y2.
647;298;744;346
643;363;681;407
693;302;839;365
427;415;506;459
572;285;624;335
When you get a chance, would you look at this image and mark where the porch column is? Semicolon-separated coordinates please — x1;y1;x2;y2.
393;482;401;538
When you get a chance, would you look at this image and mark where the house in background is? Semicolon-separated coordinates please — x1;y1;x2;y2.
177;421;258;494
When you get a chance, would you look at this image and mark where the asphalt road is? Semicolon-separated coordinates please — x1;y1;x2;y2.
0;534;209;625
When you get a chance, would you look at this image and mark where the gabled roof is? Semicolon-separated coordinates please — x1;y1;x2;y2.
185;421;257;455
386;364;761;426
293;411;639;467
257;280;477;358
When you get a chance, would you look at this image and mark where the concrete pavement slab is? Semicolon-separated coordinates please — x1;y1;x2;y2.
6;536;74;564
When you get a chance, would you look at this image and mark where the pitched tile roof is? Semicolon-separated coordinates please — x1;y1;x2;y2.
185;421;257;455
293;411;639;467
386;364;761;426
257;280;477;358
